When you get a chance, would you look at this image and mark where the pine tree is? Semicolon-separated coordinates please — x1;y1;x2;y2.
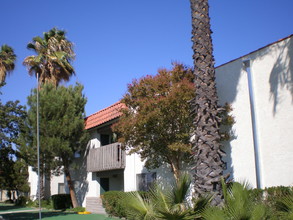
20;83;88;207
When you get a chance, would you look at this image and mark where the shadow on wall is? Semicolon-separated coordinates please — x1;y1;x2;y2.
217;35;293;116
140;162;192;189
70;142;90;206
269;37;293;115
216;61;242;183
221;140;234;182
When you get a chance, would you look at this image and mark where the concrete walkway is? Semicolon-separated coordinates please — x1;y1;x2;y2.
0;208;38;214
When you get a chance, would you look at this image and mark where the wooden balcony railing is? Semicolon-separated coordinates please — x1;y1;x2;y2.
87;142;126;172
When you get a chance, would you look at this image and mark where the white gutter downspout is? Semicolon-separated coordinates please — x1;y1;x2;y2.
243;59;263;189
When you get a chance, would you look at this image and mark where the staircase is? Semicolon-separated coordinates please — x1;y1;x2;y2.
86;197;107;214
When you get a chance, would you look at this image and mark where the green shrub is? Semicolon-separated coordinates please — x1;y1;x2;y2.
15;196;29;206
249;185;293;219
266;186;292;202
25;199;35;207
66;206;86;212
250;188;263;202
4;199;14;204
101;191;125;218
51;194;72;210
24;198;53;209
41;199;53;209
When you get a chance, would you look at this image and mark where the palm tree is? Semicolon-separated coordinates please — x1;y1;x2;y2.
189;0;226;205
122;174;211;220
203;180;269;219
23;28;75;87
0;45;16;83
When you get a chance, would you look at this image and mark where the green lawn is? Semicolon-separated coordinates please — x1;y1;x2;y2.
1;212;116;220
0;203;116;220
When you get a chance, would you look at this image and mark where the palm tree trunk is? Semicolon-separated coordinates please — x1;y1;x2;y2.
190;0;226;205
64;166;79;208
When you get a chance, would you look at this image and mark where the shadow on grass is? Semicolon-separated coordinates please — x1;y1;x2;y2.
1;212;70;220
1;211;116;220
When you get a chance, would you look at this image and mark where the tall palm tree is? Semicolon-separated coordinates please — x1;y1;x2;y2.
23;28;75;87
189;0;226;205
0;45;16;83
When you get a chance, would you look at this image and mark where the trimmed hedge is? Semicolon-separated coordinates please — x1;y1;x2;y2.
101;191;126;218
251;186;293;203
51;194;72;210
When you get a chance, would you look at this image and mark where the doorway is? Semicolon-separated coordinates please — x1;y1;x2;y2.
100;178;109;195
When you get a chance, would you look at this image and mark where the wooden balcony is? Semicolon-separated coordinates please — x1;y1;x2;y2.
87;143;126;172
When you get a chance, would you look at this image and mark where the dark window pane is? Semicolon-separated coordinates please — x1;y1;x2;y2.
136;172;156;191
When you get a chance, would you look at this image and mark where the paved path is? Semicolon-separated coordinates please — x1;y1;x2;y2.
0;208;38;214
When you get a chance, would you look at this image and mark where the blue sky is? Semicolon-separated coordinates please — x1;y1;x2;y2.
1;0;292;116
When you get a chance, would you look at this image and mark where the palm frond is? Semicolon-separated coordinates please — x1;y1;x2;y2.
216;180;270;219
250;203;269;220
32;36;44;44
27;43;36;51
275;193;293;219
202;206;226;220
123;191;156;220
193;195;212;216
173;173;191;204
24;28;75;86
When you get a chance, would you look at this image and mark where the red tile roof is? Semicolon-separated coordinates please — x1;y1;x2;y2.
85;101;126;130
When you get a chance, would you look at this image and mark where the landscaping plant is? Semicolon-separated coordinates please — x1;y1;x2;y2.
120;173;211;220
203;179;269;220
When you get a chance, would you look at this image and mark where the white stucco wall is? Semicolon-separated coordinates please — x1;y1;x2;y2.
216;59;258;187
216;36;293;188
123;153;145;192
248;37;293;187
50;173;67;196
123;151;186;191
28;166;38;200
89;130;100;149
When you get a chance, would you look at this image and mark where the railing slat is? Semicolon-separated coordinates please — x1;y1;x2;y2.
87;142;126;172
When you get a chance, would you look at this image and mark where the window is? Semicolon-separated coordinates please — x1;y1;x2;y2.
101;134;110;146
74;151;81;158
58;183;65;194
136;172;156;191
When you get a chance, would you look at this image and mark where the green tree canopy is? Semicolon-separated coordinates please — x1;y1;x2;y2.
19;83;88;207
0;83;28;194
113;63;195;181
